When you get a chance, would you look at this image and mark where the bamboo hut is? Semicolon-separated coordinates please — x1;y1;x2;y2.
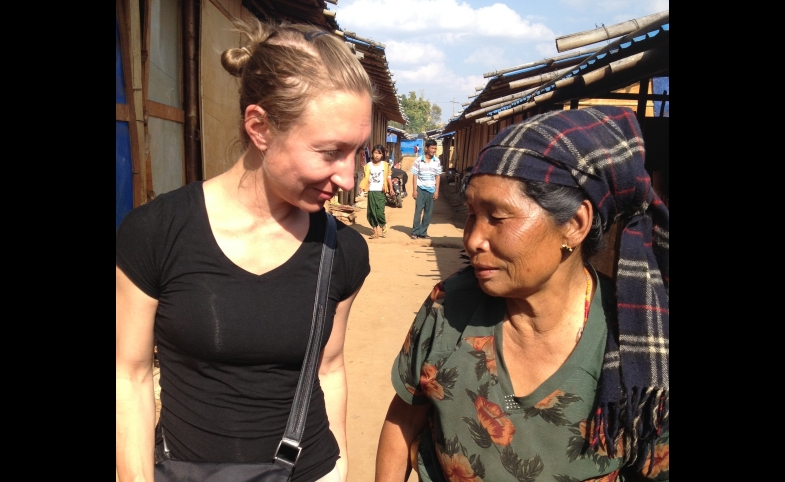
444;10;669;207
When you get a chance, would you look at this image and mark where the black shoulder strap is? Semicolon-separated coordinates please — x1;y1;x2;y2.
273;212;337;470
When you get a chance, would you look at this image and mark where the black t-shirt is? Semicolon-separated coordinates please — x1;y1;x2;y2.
116;182;370;481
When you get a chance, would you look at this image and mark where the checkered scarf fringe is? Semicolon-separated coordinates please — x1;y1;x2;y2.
471;106;669;473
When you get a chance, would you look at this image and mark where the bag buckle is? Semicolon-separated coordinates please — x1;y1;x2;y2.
273;439;302;469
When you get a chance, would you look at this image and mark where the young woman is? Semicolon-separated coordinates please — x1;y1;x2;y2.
363;145;393;239
116;19;375;482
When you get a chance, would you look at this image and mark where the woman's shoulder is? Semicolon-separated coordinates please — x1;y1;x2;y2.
419;266;492;331
334;215;367;252
117;182;202;233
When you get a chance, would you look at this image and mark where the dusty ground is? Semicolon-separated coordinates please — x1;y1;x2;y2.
344;157;468;481
124;157;468;482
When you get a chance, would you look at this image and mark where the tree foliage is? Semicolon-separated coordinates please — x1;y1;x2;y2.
392;91;442;134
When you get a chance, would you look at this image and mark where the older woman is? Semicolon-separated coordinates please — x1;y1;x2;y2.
376;106;669;481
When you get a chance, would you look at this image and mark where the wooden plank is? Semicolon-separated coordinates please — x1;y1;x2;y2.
116;103;130;121
636;78;650;126
146;100;186;123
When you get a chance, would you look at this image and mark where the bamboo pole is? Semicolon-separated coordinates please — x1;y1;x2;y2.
555;10;669;53
533;91;554;104
492;100;536;121
342;31;385;48
466;99;517;119
479;85;540;108
127;0;148;204
323;9;336;18
483;47;597;78
582;50;647;85
508;65;575;90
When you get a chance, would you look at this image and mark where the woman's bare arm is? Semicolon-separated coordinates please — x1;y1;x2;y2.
375;394;430;482
319;286;363;482
116;266;158;482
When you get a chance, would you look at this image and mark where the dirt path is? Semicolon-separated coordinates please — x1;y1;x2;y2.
344;157;468;481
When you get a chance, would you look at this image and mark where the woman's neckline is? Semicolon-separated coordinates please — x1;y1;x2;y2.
494;266;605;403
196;181;317;281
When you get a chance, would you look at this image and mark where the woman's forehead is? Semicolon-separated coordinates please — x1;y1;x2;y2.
466;175;528;203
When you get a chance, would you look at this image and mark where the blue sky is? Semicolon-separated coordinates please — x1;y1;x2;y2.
331;0;669;121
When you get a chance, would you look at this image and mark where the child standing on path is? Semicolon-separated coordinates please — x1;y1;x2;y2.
363;145;392;239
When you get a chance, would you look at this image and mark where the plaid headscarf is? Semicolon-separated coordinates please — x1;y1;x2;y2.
471;106;669;471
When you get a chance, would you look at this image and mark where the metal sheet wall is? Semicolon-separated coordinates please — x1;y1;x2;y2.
149;117;186;195
148;0;185;196
200;0;243;180
148;0;182;108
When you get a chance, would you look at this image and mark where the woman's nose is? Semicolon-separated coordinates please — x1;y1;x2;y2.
332;155;357;192
463;218;487;253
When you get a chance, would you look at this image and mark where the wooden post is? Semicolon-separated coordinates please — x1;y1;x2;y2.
142;0;154;199
636;78;650;127
183;0;202;184
659;90;667;117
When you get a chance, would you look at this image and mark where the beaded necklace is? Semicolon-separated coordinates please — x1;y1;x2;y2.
575;267;592;343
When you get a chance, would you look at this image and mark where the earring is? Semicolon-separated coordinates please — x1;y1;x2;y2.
561;244;574;253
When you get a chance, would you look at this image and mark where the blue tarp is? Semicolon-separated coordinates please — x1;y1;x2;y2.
400;139;422;156
116;16;133;229
386;133;397;143
652;76;669;117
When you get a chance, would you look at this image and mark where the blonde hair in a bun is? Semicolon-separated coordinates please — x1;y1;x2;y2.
220;17;376;148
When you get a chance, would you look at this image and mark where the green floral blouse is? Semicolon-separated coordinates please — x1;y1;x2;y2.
391;267;669;482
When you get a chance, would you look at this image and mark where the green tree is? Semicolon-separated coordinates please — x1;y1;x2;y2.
392;91;442;134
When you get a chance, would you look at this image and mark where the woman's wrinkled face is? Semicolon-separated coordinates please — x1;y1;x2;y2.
262;91;371;212
463;175;566;299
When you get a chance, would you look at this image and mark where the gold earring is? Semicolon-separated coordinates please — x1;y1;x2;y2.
561;244;574;253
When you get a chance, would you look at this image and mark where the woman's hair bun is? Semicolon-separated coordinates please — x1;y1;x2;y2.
221;46;253;77
221;20;275;77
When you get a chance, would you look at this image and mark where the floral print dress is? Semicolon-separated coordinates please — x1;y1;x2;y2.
391;267;669;482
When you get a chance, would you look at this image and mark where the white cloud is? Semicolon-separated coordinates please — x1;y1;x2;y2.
463;47;506;67
393;62;485;97
535;42;558;57
385;41;446;65
558;0;633;12
337;0;553;41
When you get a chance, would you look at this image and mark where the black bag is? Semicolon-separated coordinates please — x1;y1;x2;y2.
154;214;338;482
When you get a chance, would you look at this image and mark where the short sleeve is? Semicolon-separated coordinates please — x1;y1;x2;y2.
334;221;370;300
115;199;170;299
435;160;443;175
390;282;447;406
410;160;419;175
